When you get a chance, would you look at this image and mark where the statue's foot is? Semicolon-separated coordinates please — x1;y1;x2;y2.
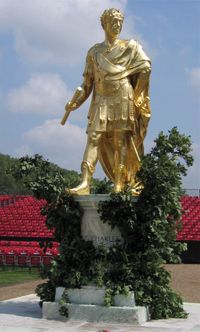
131;182;144;196
66;182;90;195
114;184;124;193
130;188;141;196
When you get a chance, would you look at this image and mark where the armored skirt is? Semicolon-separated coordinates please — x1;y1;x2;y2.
87;77;137;134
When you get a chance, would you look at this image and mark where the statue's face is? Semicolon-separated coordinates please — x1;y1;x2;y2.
104;15;123;37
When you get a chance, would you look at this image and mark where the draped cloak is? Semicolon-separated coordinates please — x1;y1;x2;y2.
83;39;151;186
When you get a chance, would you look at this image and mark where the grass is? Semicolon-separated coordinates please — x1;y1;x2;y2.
0;267;41;287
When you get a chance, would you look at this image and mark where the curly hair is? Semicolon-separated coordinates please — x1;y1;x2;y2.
100;8;124;29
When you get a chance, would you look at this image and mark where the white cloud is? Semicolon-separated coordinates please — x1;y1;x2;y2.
17;119;87;171
6;73;70;115
0;0;127;66
189;68;200;91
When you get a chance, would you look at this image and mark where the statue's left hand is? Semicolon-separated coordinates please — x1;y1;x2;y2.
135;96;144;108
135;96;150;111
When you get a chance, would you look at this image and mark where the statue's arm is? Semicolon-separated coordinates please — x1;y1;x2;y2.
65;51;94;112
134;65;151;107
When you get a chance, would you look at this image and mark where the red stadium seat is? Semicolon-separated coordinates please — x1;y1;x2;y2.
42;255;53;266
30;255;41;267
0;254;5;265
5;254;16;265
17;254;29;266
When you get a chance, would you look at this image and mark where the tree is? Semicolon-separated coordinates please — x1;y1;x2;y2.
0;153;29;194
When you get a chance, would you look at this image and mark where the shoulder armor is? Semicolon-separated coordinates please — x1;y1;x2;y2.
119;39;136;49
129;39;137;46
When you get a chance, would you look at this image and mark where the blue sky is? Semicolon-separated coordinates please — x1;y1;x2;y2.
0;0;199;188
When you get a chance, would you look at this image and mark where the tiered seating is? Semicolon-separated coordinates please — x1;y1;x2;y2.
0;240;59;266
0;195;53;238
0;195;57;266
0;195;14;207
177;196;200;241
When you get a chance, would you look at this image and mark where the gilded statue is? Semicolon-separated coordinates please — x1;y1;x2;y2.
61;8;151;195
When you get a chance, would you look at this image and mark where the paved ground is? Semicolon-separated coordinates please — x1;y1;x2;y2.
0;294;200;331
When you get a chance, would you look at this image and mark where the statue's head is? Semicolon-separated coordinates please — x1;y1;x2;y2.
101;8;124;36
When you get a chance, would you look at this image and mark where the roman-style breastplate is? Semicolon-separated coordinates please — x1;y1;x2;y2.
95;77;129;97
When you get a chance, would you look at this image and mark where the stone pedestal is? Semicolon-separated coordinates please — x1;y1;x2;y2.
75;194;123;247
55;286;136;307
42;194;149;324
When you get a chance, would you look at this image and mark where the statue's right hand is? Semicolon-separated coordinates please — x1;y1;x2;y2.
65;101;77;112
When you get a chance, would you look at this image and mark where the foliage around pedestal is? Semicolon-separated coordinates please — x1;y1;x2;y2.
12;127;193;319
98;127;193;318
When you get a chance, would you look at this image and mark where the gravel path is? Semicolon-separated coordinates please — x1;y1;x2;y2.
0;264;200;302
0;279;42;301
165;264;200;303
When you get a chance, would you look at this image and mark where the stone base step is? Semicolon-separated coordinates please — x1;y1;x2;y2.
43;302;149;324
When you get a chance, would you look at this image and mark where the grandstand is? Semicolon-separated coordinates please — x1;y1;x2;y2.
178;195;200;263
0;194;200;265
0;195;58;267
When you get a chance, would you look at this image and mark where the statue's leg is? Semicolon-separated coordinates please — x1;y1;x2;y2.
113;131;127;192
68;132;102;195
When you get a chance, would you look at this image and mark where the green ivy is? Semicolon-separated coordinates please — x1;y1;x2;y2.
35;280;55;306
59;289;69;317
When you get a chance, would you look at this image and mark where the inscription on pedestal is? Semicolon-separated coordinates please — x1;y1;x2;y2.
75;195;123;247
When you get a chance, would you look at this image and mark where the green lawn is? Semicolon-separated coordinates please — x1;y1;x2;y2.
0;267;41;287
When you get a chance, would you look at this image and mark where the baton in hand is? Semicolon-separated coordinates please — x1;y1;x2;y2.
60;86;83;125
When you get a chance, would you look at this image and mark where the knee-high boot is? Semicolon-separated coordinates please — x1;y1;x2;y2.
67;161;94;195
114;164;126;193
